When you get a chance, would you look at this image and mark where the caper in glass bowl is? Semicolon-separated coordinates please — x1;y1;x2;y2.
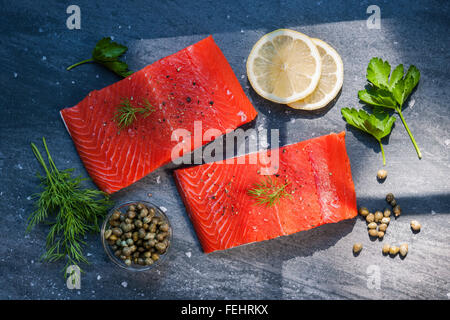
101;200;172;271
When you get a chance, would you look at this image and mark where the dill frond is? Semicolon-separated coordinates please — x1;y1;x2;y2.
247;176;292;207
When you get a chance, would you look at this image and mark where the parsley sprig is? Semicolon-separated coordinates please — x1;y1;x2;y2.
341;107;396;165
67;37;133;77
358;58;422;158
247;176;292;207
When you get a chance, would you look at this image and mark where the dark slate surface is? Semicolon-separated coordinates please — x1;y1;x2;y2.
1;0;449;299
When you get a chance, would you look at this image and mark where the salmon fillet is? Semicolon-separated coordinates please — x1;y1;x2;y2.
60;36;257;193
174;132;357;253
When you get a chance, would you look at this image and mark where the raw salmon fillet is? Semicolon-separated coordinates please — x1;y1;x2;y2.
60;36;257;193
174;132;357;253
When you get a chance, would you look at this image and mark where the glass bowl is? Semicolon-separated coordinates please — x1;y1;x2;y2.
101;200;172;271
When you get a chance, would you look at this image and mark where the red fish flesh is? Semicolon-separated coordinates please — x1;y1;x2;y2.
174;132;357;253
60;36;257;193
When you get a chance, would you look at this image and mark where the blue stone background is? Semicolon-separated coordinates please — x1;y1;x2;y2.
1;0;449;299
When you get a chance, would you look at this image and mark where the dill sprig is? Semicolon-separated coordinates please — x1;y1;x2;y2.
112;97;155;132
247;176;292;207
26;138;111;275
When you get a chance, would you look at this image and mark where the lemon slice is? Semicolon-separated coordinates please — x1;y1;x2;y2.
288;38;344;110
246;29;322;104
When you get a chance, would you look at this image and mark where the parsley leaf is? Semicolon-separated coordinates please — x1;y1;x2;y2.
366;57;391;88
67;37;133;78
358;87;397;109
358;57;422;159
342;107;396;165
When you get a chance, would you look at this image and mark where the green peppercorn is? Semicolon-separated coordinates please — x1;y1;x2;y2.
109;220;120;227
151;253;160;261
127;210;136;219
104;229;112;239
142;216;151;224
122;247;132;256
111;210;121;220
159;223;170;232
156;232;168;241
155;242;167;253
135;220;143;228
139;208;149;218
112;227;123;237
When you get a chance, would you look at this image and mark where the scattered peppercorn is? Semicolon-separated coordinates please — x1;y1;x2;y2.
377;169;388;180
399;243;408;257
410;220;421;232
389;246;399;256
353;243;363;254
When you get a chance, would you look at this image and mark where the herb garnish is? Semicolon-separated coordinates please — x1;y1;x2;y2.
341;107;396;165
112;97;155;132
26;138;111;275
247;176;292;207
67;37;133;78
358;58;421;158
